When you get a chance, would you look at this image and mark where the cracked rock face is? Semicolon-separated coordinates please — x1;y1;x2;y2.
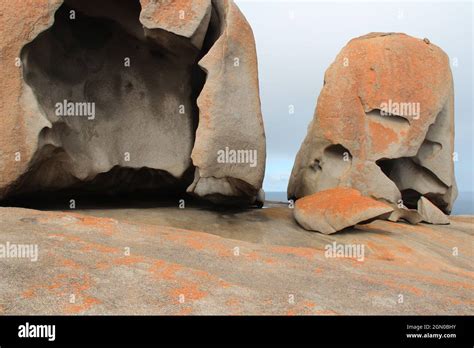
288;33;457;225
0;0;265;205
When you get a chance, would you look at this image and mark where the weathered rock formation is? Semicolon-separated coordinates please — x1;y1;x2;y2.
1;205;472;314
417;196;450;224
294;187;393;234
0;0;265;205
289;33;457;229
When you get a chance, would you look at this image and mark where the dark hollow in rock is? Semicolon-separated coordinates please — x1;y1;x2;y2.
1;0;266;208
12;1;206;203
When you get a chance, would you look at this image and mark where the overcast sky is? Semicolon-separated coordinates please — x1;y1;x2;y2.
235;0;473;194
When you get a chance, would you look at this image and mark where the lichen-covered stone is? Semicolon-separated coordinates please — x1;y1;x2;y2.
288;33;457;215
294;187;393;234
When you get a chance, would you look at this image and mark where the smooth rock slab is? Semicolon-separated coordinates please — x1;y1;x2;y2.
0;206;472;315
293;187;394;234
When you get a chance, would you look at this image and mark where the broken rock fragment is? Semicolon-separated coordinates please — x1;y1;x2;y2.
417;196;450;225
388;207;423;225
288;33;457;217
293;187;393;234
0;0;265;206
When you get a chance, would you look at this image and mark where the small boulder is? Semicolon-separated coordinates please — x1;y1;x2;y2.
388;207;423;224
294;187;393;234
417;196;450;224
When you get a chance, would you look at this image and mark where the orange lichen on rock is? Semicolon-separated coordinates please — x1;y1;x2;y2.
170;283;207;302
139;0;205;36
294;187;393;234
288;33;457;216
149;259;183;280
0;0;62;195
64;296;101;314
368;119;399;154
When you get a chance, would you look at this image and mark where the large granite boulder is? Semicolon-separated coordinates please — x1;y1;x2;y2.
288;33;457;221
0;0;265;206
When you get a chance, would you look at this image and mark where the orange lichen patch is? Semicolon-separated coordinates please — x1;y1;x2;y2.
286;300;318;315
95;261;110;270
38;211;120;236
302;300;316;309
47;232;120;254
243;251;276;264
149;260;183;280
269;245;318;261
358;273;423;296
50;273;90;296
295;187;391;220
262;298;273;306
22;288;36;299
80;241;119;254
113;255;146;266
20;272;97;313
314;268;323;274
366;241;396;261
243;251;260;261
150;259;230;290
74;215;119;236
377;267;474;291
170;282;207;302
60;258;82;270
263;257;277;265
382;279;423;296
140;0;201;34
413;275;474;291
218;279;232;289
161;228;232;257
64;296;101;314
368;119;399;154
445;296;474;306
48;233;82;242
163;233;206;250
225;297;244;314
396;245;413;253
147;258;233;305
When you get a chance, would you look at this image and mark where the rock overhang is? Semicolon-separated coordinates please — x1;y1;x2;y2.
0;0;266;207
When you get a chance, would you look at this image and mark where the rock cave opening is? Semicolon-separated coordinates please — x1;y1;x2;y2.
376;157;450;211
2;0;223;209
